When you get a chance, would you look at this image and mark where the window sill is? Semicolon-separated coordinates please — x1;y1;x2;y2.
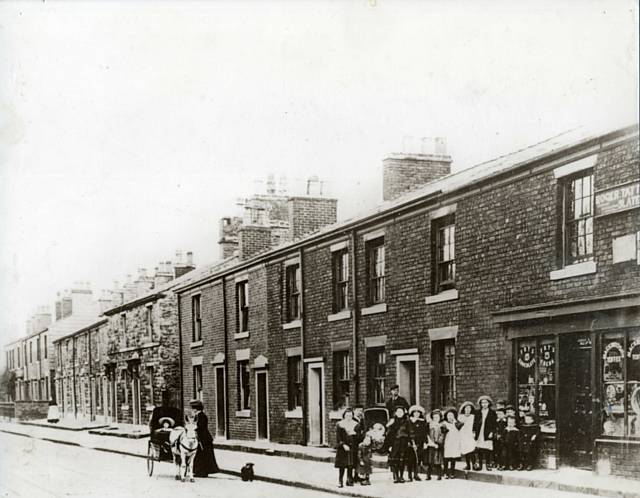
190;340;203;348
235;409;251;418
282;320;301;330
328;310;351;322
234;332;249;340
284;407;303;419
549;261;596;280
425;289;459;304
360;303;387;316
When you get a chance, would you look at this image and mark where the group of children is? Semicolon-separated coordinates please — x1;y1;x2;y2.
334;395;541;487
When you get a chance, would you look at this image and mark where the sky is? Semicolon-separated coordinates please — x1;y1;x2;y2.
0;0;638;346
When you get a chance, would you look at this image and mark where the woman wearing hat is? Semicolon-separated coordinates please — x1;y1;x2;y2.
335;408;359;487
458;401;477;470
385;406;411;483
406;405;427;481
472;395;497;471
189;399;219;478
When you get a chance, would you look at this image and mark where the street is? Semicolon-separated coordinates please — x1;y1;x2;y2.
0;431;598;498
0;433;336;498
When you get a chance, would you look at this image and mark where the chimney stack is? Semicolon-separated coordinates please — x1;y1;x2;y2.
218;216;242;260
383;136;451;202
287;194;337;241
173;250;196;279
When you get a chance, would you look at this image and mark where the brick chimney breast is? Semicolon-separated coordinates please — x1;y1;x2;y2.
287;196;338;241
238;225;272;260
383;137;452;202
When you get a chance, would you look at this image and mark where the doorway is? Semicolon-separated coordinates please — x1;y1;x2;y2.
558;333;593;469
255;370;269;440
215;366;227;438
396;354;419;406
307;362;325;446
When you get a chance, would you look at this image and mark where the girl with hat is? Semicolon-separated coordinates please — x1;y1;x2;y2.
188;399;220;478
425;408;446;480
442;408;462;478
385;406;411;483
406;405;427;481
458;401;477;470
472;395;497;471
335;408;359;487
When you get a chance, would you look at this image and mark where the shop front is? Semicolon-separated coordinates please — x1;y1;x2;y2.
494;293;640;478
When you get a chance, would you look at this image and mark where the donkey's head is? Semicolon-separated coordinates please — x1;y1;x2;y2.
180;415;198;452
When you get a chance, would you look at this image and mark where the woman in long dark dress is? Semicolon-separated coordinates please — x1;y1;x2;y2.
385;406;411;483
189;399;220;478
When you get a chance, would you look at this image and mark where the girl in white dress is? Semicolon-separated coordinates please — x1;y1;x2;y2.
443;408;462;479
458;401;477;470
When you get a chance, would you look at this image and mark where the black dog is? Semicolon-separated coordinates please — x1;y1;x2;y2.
241;463;255;482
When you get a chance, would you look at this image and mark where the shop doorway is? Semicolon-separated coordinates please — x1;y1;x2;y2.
558;333;593;469
255;371;269;440
307;362;325;446
214;366;226;438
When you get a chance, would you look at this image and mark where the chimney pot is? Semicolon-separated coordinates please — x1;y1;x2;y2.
186;251;193;266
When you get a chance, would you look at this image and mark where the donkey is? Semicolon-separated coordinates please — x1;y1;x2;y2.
169;416;199;482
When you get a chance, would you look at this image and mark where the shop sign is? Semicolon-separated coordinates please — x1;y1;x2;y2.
603;341;624;382
628;339;640;360
595;181;640;217
539;343;555;367
518;345;536;369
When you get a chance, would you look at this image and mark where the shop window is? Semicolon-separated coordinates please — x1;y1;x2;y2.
287;356;302;410
602;329;640;437
333;350;350;409
366;238;385;305
432;214;456;293
366;347;386;406
237;360;250;411
516;337;556;433
236;281;249;333
192;295;202;342
432;339;456;408
285;264;301;322
193;365;203;401
560;170;594;266
332;249;349;312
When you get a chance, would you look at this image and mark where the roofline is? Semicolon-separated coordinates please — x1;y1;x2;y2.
174;123;638;294
52;318;109;344
103;292;166;316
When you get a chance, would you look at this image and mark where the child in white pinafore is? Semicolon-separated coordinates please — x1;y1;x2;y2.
443;408;462;479
458;401;477;470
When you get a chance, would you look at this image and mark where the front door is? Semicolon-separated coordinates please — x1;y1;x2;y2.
307;363;324;446
215;366;226;438
558;333;593;468
397;355;418;406
256;371;269;440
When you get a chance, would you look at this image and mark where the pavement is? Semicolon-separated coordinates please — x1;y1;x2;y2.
1;419;639;498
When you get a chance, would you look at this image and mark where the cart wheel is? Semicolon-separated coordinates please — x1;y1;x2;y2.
147;443;155;476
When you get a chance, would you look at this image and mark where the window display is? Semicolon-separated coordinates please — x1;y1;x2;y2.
601;329;640;437
516;337;556;433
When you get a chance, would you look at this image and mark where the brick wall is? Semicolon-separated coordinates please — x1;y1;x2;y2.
595;440;640;480
383;153;451;202
15;400;49;420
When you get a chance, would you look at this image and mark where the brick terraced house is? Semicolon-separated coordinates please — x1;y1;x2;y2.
175;124;639;479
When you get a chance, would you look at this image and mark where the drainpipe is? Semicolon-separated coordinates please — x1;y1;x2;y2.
88;330;93;421
177;293;184;417
72;337;77;419
222;276;230;439
299;247;307;445
350;230;360;405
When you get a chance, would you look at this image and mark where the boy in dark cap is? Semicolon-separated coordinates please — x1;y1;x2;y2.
519;411;540;470
502;415;520;471
493;406;507;470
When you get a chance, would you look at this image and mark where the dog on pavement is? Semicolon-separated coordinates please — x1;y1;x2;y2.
241;462;255;482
